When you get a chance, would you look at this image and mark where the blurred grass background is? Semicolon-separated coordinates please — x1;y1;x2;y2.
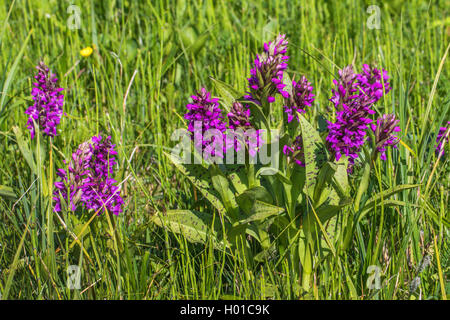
0;0;448;299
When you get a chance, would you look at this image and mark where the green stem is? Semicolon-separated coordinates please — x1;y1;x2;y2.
47;138;56;277
248;162;256;188
354;161;370;211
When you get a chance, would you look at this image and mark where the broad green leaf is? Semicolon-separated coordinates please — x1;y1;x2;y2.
256;167;292;185
209;76;241;111
236;200;284;224
210;165;239;219
152;209;228;248
314;157;351;223
164;152;227;217
236;186;273;214
285;163;306;218
228;171;248;195
242;99;271;134
316;201;351;224
265;174;286;209
313;161;337;206
299;114;328;199
179;26;196;48
220;164;248;195
319;215;341;249
282;72;293;96
332;157;350;196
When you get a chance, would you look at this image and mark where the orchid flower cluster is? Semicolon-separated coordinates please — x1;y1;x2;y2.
182;34;406;170
184;89;262;159
25;61;64;139
245;34;289;104
53;135;123;215
184;88;228;158
371;114;401;160
326;64;396;166
23;61;123;215
283;76;315;123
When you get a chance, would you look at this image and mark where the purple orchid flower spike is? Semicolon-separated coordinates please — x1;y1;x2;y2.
25;61;64;139
226;102;262;157
54;135;123;215
357;64;391;103
326;64;392;166
283;76;315;123
245;34;289;104
184;88;227;159
371;114;401;161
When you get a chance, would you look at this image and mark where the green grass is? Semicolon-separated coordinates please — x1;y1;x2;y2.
0;0;448;299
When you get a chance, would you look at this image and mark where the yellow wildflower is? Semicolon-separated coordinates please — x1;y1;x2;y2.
80;46;93;57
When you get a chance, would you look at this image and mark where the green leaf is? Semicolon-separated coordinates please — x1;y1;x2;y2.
358;200;420;222
313;161;337;206
0;185;16;200
254;246;277;262
362;184;420;211
210;165;239;220
242;99;271;134
313;157;351;223
236;200;284;224
164;152;227;217
151;209;228;248
209;76;241;111
354;162;371;211
256;167;292;185
332;157;350;196
299;114;328;198
228;170;248;195
0;29;32;113
12;126;37;174
315;201;351;224
236;186;273;214
179;26;196;48
282;72;293;96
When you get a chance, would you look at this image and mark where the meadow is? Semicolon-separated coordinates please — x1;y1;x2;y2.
0;0;448;300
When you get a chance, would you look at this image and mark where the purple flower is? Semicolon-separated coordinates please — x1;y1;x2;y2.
226;102;262;157
357;64;391;104
54;135;123;215
245;34;289;104
25;61;64;139
326;64;391;164
227;102;252;130
371;114;401;160
184;88;227;158
283;76;315;123
54;141;92;212
283;135;305;166
435;122;450;156
326;96;374;163
329;65;359;109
